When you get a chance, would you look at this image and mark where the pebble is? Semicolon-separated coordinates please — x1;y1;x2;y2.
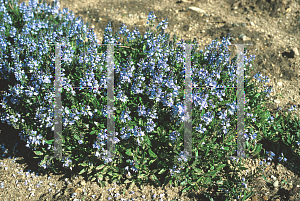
273;180;279;187
274;99;281;104
188;6;206;14
292;47;299;57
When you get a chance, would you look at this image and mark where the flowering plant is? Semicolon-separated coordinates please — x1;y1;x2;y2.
1;0;300;200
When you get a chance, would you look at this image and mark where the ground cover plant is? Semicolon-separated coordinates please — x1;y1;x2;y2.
1;0;300;200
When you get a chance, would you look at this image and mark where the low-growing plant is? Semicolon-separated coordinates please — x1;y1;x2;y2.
1;0;300;200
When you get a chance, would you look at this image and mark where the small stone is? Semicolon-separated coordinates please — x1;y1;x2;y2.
273;180;279;187
239;33;246;39
292;47;299;57
239;34;251;41
250;22;255;26
188;7;206;14
274;99;280;104
277;82;282;87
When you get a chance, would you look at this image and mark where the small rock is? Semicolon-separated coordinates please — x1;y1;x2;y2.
188;7;206;14
271;175;277;181
239;34;251;41
81;180;86;186
250;22;255;26
273;180;279;187
239;33;246;39
292;47;299;57
277;82;282;87
274;99;280;104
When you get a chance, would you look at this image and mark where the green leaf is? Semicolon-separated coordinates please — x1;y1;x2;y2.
87;167;93;174
125;148;133;156
180;179;187;186
139;118;143;126
110;163;119;173
45;139;54;145
78;168;86;175
137;174;148;179
79;162;88;167
149;174;161;186
194;167;204;175
89;130;99;135
124;179;131;184
148;149;157;158
158;168;166;174
129;180;135;190
96;164;105;170
97;174;103;181
102;165;109;173
262;175;267;181
34;150;44;155
205;170;218;177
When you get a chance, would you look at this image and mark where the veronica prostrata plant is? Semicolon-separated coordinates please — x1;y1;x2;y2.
1;0;300;200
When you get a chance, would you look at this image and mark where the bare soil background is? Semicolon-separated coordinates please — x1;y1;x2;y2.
0;0;300;200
